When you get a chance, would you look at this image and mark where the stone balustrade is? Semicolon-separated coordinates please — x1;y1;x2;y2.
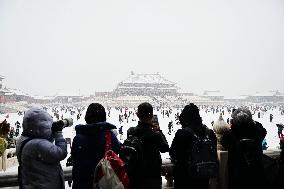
0;150;280;188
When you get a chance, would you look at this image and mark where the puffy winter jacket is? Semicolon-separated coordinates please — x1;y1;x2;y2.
71;122;120;189
16;108;67;189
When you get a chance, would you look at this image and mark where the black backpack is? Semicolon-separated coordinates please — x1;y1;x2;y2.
237;138;262;169
120;128;144;183
185;127;218;179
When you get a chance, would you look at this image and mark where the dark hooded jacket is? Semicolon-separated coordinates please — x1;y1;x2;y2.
169;123;217;189
71;122;120;189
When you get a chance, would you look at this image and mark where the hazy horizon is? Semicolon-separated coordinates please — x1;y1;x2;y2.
1;0;284;97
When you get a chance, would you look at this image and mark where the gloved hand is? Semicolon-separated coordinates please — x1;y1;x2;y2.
51;120;64;132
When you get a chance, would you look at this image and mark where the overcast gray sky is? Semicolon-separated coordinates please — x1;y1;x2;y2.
1;0;284;97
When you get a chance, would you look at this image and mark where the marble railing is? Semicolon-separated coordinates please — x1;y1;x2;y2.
0;150;280;188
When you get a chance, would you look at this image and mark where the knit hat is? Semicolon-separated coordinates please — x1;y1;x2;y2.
231;107;253;126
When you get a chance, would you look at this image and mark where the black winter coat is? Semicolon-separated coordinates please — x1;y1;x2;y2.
221;121;267;189
169;124;217;189
71;122;121;189
127;121;169;179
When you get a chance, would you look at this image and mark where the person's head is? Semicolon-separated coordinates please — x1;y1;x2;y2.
231;107;253;127
179;103;202;127
213;113;230;134
137;102;153;123
22;107;53;139
85;103;106;124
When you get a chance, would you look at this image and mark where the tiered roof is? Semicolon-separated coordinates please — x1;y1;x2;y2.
121;72;175;85
203;90;223;97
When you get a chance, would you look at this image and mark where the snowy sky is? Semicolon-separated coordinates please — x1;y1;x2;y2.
1;0;284;97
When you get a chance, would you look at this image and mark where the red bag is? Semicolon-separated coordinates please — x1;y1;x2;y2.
94;131;129;189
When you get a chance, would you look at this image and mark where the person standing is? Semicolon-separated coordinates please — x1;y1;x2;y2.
221;108;267;189
119;125;124;140
16;108;67;189
277;124;284;138
270;114;274;122
0;120;10;157
71;103;120;189
213;113;230;151
169;103;217;189
126;102;169;189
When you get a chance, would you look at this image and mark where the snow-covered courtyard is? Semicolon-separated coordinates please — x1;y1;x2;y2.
1;105;283;153
0;104;283;188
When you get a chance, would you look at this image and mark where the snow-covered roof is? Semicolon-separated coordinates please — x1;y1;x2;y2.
183;95;210;102
121;73;175;85
0;75;4;80
31;95;55;100
115;95;151;101
251;91;281;97
178;88;193;93
224;95;248;100
203;90;223;97
117;86;177;90
0;88;10;93
4;88;30;96
117;86;155;89
55;91;82;97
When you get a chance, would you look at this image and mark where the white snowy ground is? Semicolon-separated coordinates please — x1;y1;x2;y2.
0;106;283;188
1;107;284;159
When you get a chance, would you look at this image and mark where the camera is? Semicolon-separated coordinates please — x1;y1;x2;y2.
52;118;73;131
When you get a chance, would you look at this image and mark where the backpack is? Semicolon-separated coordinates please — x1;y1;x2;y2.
185;127;218;179
119;128;144;185
237;138;262;169
94;131;129;189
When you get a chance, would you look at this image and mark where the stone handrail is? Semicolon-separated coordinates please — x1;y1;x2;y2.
0;148;17;172
0;150;280;188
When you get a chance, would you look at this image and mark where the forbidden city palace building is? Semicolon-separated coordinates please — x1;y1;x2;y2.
113;72;178;97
